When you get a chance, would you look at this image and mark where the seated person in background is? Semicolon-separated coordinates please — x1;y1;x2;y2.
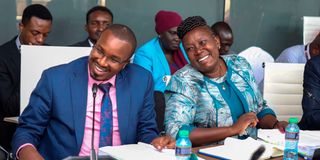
299;55;320;130
0;4;52;152
133;10;189;132
276;32;320;63
164;16;288;146
72;6;113;47
133;10;189;93
211;21;234;55
12;24;174;160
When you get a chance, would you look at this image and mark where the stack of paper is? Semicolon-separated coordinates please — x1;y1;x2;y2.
258;129;320;157
99;142;175;160
198;137;282;160
258;129;320;149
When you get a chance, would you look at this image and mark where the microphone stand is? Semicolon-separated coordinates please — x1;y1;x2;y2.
90;83;98;160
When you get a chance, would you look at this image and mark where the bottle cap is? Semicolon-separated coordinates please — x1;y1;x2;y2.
289;117;299;124
178;130;189;137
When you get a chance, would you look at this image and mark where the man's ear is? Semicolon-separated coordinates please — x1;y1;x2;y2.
84;24;88;32
18;22;24;32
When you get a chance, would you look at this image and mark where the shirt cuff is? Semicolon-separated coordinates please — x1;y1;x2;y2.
16;143;36;159
257;108;276;119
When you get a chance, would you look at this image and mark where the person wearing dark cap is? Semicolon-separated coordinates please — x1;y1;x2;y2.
133;10;189;132
0;4;52;152
72;6;113;47
164;16;288;146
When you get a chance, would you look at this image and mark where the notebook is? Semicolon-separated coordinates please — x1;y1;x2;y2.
198;137;282;160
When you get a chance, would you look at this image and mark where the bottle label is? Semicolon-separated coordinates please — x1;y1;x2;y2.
175;147;191;156
285;131;299;140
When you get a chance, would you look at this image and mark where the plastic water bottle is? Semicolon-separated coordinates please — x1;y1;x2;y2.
283;117;299;160
175;130;192;160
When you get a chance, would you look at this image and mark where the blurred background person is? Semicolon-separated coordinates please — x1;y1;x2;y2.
211;21;234;55
0;3;52;152
72;6;113;47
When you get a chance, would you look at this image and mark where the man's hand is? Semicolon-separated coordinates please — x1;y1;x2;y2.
18;145;44;160
151;135;175;151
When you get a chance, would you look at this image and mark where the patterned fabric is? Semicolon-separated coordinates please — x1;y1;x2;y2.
98;83;113;147
164;55;275;142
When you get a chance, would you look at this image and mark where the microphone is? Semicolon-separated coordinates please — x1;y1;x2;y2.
250;145;265;160
90;83;98;160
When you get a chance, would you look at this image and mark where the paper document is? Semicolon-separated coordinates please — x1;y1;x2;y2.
198;137;282;160
100;142;193;160
303;16;320;44
258;129;320;149
258;129;320;157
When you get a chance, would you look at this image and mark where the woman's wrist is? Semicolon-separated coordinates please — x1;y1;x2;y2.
272;120;279;129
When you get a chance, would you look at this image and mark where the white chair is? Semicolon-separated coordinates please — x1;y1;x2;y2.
263;62;305;121
20;45;91;115
238;46;274;92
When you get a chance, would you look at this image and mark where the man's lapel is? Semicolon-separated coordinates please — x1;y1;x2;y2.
70;60;88;150
115;68;131;144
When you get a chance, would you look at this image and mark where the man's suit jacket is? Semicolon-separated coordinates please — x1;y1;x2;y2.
299;55;320;130
0;36;20;151
12;57;158;160
71;38;91;47
0;36;20;119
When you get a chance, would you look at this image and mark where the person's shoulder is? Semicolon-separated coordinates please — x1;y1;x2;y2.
122;63;152;77
0;37;16;51
171;65;202;83
136;37;159;51
223;54;251;70
307;55;320;67
281;44;304;54
70;39;90;47
223;54;248;64
0;37;19;59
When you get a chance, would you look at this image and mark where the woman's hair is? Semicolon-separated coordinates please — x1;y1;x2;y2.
177;16;207;39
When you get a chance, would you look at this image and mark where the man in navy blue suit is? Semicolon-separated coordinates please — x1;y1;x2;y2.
299;55;320;130
12;24;174;160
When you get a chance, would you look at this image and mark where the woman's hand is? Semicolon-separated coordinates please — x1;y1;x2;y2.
232;112;259;134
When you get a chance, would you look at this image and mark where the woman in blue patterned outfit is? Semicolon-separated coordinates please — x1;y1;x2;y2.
164;16;288;146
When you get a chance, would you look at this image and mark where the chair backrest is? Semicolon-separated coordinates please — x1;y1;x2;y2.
263;62;305;121
20;45;91;114
238;46;274;90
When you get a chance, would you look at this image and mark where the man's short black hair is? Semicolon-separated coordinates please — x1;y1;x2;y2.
106;24;137;55
21;4;52;25
86;6;113;24
211;21;233;35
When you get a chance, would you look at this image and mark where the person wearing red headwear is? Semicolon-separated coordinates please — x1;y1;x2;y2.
133;10;189;132
133;10;189;93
